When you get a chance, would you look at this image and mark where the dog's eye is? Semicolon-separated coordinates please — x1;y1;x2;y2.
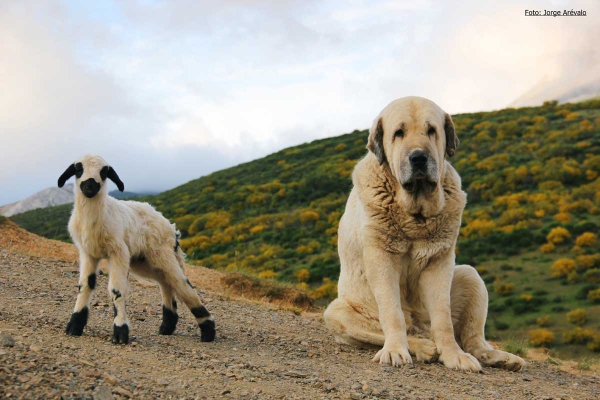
427;127;436;136
394;129;404;139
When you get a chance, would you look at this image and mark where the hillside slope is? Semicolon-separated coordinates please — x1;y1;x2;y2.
11;99;600;358
1;237;599;398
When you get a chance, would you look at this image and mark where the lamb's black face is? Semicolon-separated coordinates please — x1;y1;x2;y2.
58;155;125;194
80;178;101;198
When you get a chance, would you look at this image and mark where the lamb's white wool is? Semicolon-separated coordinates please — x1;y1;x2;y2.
59;154;215;344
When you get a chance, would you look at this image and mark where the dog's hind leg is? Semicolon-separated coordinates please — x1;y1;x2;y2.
451;265;525;371
324;298;384;347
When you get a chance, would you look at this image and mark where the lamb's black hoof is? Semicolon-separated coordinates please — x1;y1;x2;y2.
199;319;216;342
112;324;129;344
158;306;178;335
65;308;89;336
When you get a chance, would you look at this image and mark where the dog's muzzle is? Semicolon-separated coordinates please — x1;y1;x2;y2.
80;179;101;198
401;150;437;193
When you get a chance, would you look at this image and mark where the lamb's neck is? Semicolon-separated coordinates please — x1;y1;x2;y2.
74;193;108;228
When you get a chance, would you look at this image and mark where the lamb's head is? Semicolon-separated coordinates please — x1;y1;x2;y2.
57;154;124;198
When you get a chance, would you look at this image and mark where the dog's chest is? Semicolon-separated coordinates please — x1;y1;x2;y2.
381;211;456;255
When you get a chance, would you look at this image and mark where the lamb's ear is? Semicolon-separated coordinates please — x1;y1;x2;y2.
107;167;125;192
58;164;76;188
444;113;459;157
366;117;386;165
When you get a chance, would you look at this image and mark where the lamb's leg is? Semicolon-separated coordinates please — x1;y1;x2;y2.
66;253;99;336
158;283;178;335
130;259;179;335
107;254;131;344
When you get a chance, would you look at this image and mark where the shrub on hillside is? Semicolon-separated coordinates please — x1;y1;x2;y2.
563;327;595;344
299;211;320;223
295;268;310;283
546;227;571;244
258;270;279;280
566;309;587;326
576;254;600;270
584;269;600;284
494;283;515;296
528;329;555;347
588;288;600;303
550;258;576;278
536;315;553;327
587;334;600;352
576;232;597;247
311;277;337;300
540;243;555;253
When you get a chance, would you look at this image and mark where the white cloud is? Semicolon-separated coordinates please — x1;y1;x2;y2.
0;0;598;205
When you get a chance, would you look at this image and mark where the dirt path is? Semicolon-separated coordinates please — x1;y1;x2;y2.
1;249;599;399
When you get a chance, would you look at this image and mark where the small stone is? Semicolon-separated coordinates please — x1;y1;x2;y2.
221;389;231;395
113;386;133;398
29;376;43;385
0;349;7;355
350;393;362;400
82;369;101;378
94;385;114;400
30;344;42;352
284;370;308;378
1;335;15;347
104;372;120;385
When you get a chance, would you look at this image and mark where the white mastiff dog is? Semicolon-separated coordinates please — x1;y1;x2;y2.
324;97;525;372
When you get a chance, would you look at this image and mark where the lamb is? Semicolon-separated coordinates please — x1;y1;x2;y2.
57;154;215;344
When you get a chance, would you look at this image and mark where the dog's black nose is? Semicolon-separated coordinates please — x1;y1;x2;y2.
409;150;429;167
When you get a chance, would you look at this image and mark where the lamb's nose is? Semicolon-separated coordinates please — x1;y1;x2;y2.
409;150;429;167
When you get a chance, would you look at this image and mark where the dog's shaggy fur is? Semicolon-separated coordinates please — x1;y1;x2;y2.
324;97;525;372
59;155;215;344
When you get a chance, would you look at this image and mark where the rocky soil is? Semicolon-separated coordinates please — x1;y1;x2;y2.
1;249;599;399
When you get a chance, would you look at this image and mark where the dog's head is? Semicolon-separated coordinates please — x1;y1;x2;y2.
57;154;124;199
367;96;458;195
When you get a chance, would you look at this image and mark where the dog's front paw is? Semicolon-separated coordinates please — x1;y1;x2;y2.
372;342;412;367
439;349;481;372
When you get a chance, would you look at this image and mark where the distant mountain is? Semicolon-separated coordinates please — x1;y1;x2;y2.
0;184;75;217
0;185;151;217
510;74;600;108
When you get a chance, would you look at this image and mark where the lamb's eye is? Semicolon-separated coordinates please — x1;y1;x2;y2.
427;127;436;136
100;166;108;181
74;163;84;179
394;129;404;139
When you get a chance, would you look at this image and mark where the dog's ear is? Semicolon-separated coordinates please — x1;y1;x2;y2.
444;113;459;158
107;166;125;192
367;117;386;165
58;164;76;188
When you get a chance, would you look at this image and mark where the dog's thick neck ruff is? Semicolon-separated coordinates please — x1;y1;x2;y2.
353;153;465;245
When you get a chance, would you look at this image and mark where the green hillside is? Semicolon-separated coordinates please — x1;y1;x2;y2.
11;99;600;359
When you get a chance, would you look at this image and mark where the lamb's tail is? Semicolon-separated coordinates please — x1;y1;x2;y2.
172;227;186;273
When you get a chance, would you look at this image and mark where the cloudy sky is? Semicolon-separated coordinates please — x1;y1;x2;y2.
1;0;598;205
